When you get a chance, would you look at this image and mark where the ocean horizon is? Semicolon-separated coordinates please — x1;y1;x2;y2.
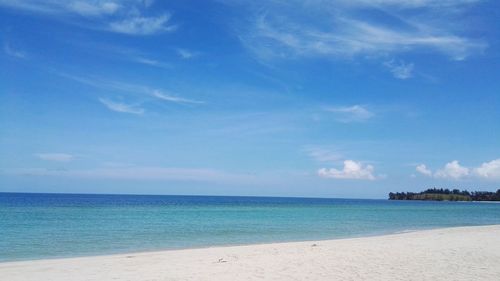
2;192;500;262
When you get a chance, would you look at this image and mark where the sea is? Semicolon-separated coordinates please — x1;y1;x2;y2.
1;192;500;262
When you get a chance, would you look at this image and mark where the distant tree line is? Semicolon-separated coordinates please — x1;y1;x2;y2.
388;188;500;201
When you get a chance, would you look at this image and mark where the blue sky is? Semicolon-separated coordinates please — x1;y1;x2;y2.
1;0;499;198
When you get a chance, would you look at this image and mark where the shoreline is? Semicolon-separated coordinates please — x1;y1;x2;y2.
0;224;479;263
1;225;499;280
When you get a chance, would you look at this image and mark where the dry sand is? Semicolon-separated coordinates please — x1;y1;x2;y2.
1;225;499;281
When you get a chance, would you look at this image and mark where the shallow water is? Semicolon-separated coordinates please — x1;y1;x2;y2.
1;192;500;262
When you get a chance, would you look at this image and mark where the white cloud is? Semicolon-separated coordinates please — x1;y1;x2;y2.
416;159;500;181
384;60;414;79
474;159;500;180
325;105;374;123
35;153;74;162
434;160;470;179
98;98;144;114
415;164;432;176
4;43;27;59
236;1;486;61
318;160;377;180
109;14;176;35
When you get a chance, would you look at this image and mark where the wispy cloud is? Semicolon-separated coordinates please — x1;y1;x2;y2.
72;42;172;69
35;153;74;162
62;73;203;114
0;1;176;35
384;60;414;79
235;0;486;62
3;43;27;59
67;1;121;16
132;56;171;68
98;98;144;114
0;0;121;16
177;48;198;59
305;147;342;163
109;14;177;35
152;90;204;104
3;166;256;183
318;160;378;180
341;0;481;8
325;105;374;123
59;73;203;105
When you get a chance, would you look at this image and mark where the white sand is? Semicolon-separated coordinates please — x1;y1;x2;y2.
1;225;499;281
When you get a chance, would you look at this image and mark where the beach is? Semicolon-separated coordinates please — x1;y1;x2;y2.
1;225;499;281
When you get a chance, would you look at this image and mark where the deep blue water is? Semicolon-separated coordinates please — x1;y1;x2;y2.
1;192;500;262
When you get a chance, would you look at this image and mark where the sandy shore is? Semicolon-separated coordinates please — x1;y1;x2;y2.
1;225;499;281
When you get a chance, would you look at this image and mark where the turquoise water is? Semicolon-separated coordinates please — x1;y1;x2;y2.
1;193;500;262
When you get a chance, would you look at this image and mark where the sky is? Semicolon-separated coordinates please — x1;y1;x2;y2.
1;0;499;198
